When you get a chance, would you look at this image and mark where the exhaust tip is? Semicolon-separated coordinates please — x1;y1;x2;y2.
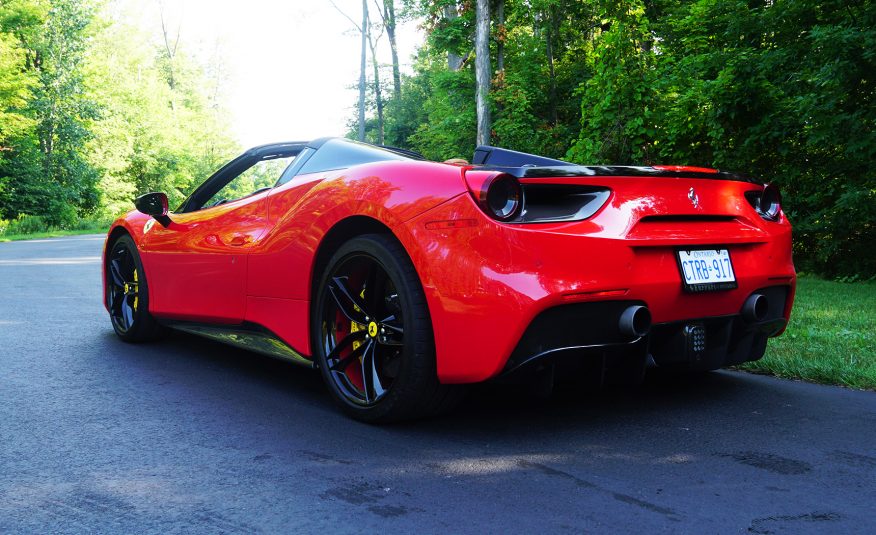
742;293;769;323
619;305;651;338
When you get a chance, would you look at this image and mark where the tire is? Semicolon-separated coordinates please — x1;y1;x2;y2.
106;234;163;342
312;234;463;423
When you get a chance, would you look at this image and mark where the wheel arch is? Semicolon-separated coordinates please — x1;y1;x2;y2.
306;215;436;352
103;225;132;310
309;215;395;305
105;225;131;252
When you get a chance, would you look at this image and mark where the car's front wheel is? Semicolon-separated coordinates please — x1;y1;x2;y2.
106;234;162;342
313;234;462;423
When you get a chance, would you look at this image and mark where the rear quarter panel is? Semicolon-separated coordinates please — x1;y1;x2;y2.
244;160;467;353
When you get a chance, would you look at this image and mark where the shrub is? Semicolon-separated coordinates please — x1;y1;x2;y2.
72;215;113;231
5;214;50;235
48;202;80;230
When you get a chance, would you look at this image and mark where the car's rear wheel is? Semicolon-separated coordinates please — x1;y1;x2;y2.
313;234;462;423
106;234;162;342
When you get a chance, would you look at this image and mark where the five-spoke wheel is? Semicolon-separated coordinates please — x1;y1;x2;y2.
320;262;405;405
106;234;161;341
313;234;462;422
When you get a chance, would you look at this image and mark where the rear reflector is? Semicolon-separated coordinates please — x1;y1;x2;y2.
424;219;477;230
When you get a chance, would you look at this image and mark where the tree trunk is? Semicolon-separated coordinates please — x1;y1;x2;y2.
158;2;181;111
496;0;504;74
475;0;491;146
358;0;368;141
545;5;558;126
367;22;385;144
444;5;463;71
383;0;401;100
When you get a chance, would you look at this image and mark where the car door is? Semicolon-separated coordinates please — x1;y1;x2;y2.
141;149;299;323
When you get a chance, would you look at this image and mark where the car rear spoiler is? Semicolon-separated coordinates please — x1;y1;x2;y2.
472;145;760;184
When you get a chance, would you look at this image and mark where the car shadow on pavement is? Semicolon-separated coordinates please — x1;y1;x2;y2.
106;327;764;432
86;327;876;534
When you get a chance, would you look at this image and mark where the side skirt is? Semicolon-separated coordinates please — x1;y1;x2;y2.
160;320;314;368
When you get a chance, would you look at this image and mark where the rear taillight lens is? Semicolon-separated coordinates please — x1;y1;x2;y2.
745;184;782;221
466;172;524;222
484;175;523;221
760;184;782;220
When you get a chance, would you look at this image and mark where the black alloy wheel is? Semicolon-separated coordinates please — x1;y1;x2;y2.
313;234;463;423
106;234;161;342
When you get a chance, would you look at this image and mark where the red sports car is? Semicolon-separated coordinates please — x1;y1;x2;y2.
104;138;795;422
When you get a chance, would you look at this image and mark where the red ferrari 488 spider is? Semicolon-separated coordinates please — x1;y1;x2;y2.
104;137;795;422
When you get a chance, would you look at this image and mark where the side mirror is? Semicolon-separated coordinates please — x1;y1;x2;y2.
134;192;172;227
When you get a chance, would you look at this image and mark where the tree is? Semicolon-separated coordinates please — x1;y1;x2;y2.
358;0;876;277
359;0;368;141
366;20;386;144
474;0;490;146
0;1;39;151
566;0;654;164
375;0;401;100
0;0;100;225
85;0;238;214
332;0;370;142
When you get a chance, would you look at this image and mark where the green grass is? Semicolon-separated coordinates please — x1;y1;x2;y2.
0;227;107;242
741;277;876;390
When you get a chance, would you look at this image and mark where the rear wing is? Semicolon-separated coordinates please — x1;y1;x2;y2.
472;145;759;184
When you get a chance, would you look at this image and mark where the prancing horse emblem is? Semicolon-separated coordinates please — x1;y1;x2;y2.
688;187;699;208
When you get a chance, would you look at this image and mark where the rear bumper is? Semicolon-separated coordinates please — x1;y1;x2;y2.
500;285;789;377
401;193;796;384
648;285;789;370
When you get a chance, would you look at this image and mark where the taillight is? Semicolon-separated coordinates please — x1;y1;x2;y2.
465;172;524;222
745;184;782;221
464;170;611;224
760;184;782;220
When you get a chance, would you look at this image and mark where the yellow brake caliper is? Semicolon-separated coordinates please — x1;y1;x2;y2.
350;287;367;351
132;269;139;311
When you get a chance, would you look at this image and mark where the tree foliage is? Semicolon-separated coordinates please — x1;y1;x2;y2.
0;0;238;225
360;0;875;278
1;0;872;278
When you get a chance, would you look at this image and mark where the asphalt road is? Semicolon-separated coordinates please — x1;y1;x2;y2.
1;235;875;534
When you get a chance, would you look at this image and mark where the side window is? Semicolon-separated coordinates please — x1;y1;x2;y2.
204;156;295;208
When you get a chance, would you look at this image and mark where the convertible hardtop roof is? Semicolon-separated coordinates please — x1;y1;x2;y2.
243;138;424;161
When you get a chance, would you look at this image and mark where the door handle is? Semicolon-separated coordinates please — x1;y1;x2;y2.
229;235;249;247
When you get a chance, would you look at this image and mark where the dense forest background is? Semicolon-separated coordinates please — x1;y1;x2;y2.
352;0;875;279
0;0;237;230
0;0;873;278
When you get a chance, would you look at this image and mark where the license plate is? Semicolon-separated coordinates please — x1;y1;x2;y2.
676;248;737;292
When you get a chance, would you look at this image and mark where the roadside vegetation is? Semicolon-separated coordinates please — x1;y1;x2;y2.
0;0;238;238
0;214;110;242
350;0;875;281
742;277;876;391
